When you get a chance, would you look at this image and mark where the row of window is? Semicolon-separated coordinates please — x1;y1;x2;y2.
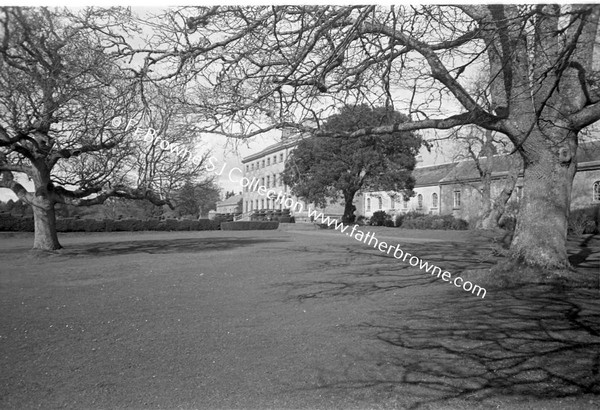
244;173;286;192
359;180;600;215
246;153;286;172
244;182;600;215
245;199;284;212
366;192;442;212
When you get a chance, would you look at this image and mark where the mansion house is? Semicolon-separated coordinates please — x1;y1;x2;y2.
241;129;600;223
240;129;355;220
241;130;303;214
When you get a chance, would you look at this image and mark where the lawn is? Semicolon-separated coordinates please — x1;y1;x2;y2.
0;229;599;409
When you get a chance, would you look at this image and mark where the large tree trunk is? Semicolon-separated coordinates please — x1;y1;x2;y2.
30;162;62;251
32;197;61;250
509;130;577;269
342;191;356;223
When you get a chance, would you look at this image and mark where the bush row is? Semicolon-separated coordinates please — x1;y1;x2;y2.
367;211;469;230
568;206;600;235
364;205;599;234
220;221;279;230
0;215;220;232
250;209;292;222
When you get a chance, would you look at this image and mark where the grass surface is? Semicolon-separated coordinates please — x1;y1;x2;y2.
0;229;599;409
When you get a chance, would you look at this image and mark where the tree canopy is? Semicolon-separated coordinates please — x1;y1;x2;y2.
283;105;421;222
151;5;600;269
0;7;213;249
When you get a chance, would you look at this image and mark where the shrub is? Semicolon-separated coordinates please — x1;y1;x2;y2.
569;206;599;235
143;219;160;231
498;216;517;231
195;219;221;230
370;210;391;226
403;211;427;220
214;213;235;223
114;219;146;231
401;216;427;229
0;214;221;232
104;219;116;232
221;221;279;230
450;217;469;230
163;219;180;231
383;218;395;227
56;218;84;232
355;215;367;226
430;218;445;230
83;219;106;232
0;214;28;231
177;219;195;231
394;213;404;227
400;214;468;230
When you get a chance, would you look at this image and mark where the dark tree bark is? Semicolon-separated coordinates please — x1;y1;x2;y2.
342;191;357;223
509;128;578;268
32;198;61;250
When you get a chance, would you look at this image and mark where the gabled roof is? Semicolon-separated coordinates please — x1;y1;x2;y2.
413;163;457;186
440;154;519;184
217;194;243;206
419;140;600;187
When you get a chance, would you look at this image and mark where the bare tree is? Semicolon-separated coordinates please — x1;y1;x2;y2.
0;7;209;250
449;126;522;229
147;5;600;269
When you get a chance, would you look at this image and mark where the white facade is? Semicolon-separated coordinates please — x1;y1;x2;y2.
362;185;441;219
241;132;309;216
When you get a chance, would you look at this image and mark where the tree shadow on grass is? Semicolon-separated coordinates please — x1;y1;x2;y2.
348;286;598;409
48;237;286;257
281;237;600;408
568;234;600;270
280;240;502;301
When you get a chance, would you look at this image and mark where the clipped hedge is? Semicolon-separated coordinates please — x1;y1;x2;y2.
0;214;220;232
220;221;279;230
0;214;34;231
401;214;469;230
361;210;469;230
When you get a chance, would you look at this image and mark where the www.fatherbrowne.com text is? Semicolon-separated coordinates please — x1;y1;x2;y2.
120;117;486;299
305;210;487;299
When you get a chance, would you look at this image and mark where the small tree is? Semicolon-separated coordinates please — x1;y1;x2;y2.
176;180;201;217
195;182;221;217
283;105;422;222
4;199;14;213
